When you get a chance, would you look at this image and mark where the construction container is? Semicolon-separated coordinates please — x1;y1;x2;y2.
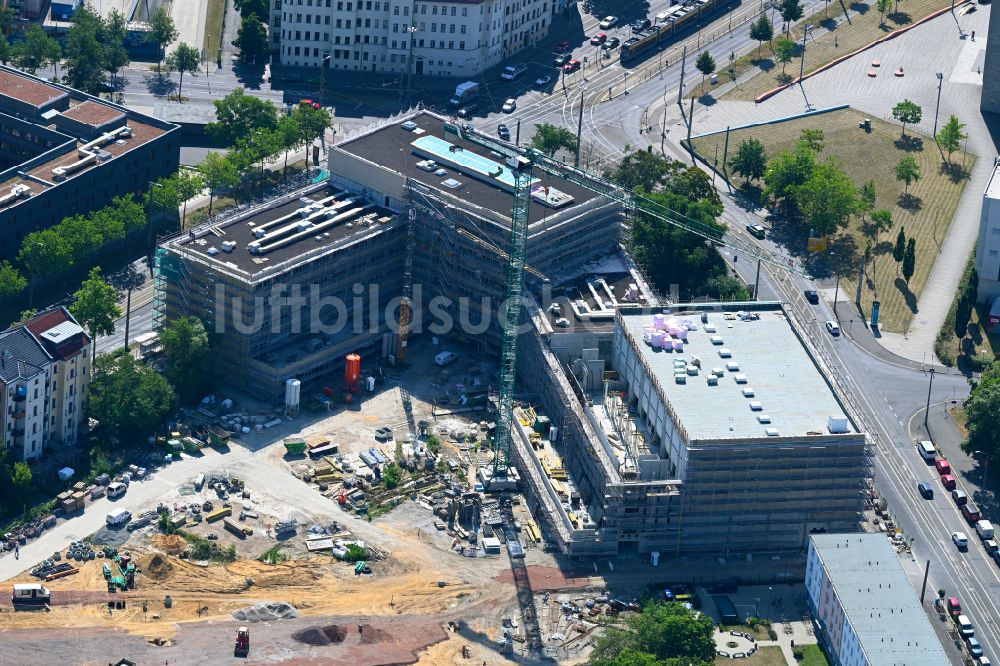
223;517;252;538
205;506;233;522
284;439;307;455
71;492;86;510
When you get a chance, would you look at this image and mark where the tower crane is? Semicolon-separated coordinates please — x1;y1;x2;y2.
443;122;809;484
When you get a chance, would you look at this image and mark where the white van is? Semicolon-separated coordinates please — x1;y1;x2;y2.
976;519;994;540
435;351;458;366
106;508;132;527
107;482;127;499
917;440;936;460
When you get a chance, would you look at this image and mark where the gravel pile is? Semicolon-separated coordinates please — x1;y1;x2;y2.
232;601;299;623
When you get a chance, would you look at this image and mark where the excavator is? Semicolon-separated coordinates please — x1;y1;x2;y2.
234;626;250;657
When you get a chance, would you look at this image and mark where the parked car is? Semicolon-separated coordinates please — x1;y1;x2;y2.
953;531;969;550
967;637;984;659
603;36;621;50
631;18;652;32
983;539;998;555
952;489;969;505
947;597;962;616
825;321;840;336
941;473;956;490
554;40;571;52
456;104;478;118
591;33;607;45
553;53;571;67
917;482;934;499
993;550;1000;566
935;458;951;475
963;501;982;523
746;223;766;239
804;289;819;304
535;75;552;86
563;59;582;73
956;615;975;638
599;15;618;29
502;98;517;113
497;123;510;140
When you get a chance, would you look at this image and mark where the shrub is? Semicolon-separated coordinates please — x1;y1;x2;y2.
767;626;778;641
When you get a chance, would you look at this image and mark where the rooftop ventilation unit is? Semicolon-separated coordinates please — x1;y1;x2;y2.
442;178;462;189
712;367;724;377
827;414;850;434
0;184;31;209
765;428;780;437
718;348;731;358
734;373;748;384
207;246;220;255
706;376;718;386
742;387;755;397
221;240;237;253
749;401;763;411
757;414;771;424
725;361;740;371
401;121;418;131
710;335;724;345
705;324;717;333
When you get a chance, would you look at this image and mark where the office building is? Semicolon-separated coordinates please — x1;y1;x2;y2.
0;307;92;461
0;66;180;259
976;157;1000;303
269;0;551;77
982;7;1000;114
805;533;948;666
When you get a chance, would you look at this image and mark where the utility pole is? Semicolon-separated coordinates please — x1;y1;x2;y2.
933;72;944;137
919;560;930;603
515;119;521;147
677;46;687;106
753;258;761;300
799;24;813;81
319;53;330;105
833;273;841;320
722;125;731;179
660;87;668;153
924;368;935;431
574;88;584;167
687;95;695;164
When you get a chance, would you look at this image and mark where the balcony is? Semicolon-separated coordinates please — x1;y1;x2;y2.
11;410;25;420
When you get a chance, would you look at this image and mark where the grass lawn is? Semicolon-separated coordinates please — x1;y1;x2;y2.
204;0;227;64
712;0;952;102
716;645;788;666
690;108;973;333
799;644;830;666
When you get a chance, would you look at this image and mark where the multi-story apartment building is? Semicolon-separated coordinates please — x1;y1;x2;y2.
269;0;551;76
0;66;180;260
0;307;91;461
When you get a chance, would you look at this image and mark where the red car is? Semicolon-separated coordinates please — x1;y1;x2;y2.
935;458;951;475
947;597;962;617
554;40;570;53
563;59;582;73
941;474;956;490
590;33;607;45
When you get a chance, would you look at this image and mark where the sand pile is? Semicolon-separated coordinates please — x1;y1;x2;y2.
360;624;393;644
232;602;299;623
292;624;348;646
152;534;187;555
142;554;174;581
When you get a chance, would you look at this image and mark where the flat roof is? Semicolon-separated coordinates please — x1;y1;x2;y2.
59;100;126;127
337;112;601;225
809;534;948;665
168;185;398;276
619;306;854;441
0;70;66;108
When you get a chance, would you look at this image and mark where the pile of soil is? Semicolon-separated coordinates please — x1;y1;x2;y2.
153;534;187;555
142;554;174;581
291;624;347;646
359;624;393;644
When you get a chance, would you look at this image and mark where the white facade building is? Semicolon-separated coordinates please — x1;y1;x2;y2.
976;157;1000;303
269;0;551;77
0;308;91;461
805;534;947;666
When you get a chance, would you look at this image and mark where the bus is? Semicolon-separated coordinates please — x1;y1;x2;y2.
620;0;734;64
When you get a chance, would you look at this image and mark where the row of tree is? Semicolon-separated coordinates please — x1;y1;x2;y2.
963;358;1000;465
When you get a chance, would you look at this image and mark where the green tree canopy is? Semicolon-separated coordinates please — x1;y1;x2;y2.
894;155;921;193
147;6;178;72
0;34;10;66
10;461;32;492
206;88;278;146
101;9;131;87
14;26;61;74
160;316;213;404
892;227;906;265
876;0;891;24
233;15;268;61
167;42;201;101
0;261;26;298
763;141;817;212
590;601;716;665
799;128;824;153
71;267;122;363
89;350;176;440
796;157;858;236
779;0;804;31
290;103;332;167
773;37;795;75
891;100;922;137
530;122;577;157
200;152;240;215
695;51;716;93
65;5;106;94
234;0;269;19
729;137;767;182
937;115;967;163
902;237;916;283
749;14;774;56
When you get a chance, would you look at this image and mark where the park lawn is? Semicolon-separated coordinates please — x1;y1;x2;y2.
799;644;830;666
204;0;226;64
690;108;973;333
716;0;952;102
716;645;787;666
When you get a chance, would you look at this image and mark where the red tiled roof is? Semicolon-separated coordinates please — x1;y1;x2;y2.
61;101;126;128
0;70;66;108
24;307;91;361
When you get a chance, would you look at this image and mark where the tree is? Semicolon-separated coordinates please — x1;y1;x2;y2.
147;6;178;73
18;228;72;306
876;0;891;25
0;5;12;36
14;26;61;75
89;350;176;439
763;141;817;212
119;264;145;350
871;208;894;244
234;0;269;20
894;155;921;193
590;601;716;665
0;261;26;298
71;267;121;364
902;237;916;284
383;463;402;489
10;460;32;493
233;15;268;62
695;50;716;94
604;149;676;191
892;227;906;271
964;378;1000;461
891;100;922;137
166;42;200;101
206;88;278;146
706;274;750;300
176;169;206;226
729;137;767;182
796;158;858;236
779;0;804;34
749;14;774;56
290;103;332;168
937;115;967;163
275;114;303;174
200;152;240;215
799;128;824;153
773;37;795;76
160;316;213;404
0;34;10;66
530;122;577;158
955;291;972;339
101;9;130;89
64;6;106;94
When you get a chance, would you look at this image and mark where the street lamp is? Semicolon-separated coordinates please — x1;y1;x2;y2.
799;24;814;81
319;52;331;105
923;367;935;432
933;72;944;137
